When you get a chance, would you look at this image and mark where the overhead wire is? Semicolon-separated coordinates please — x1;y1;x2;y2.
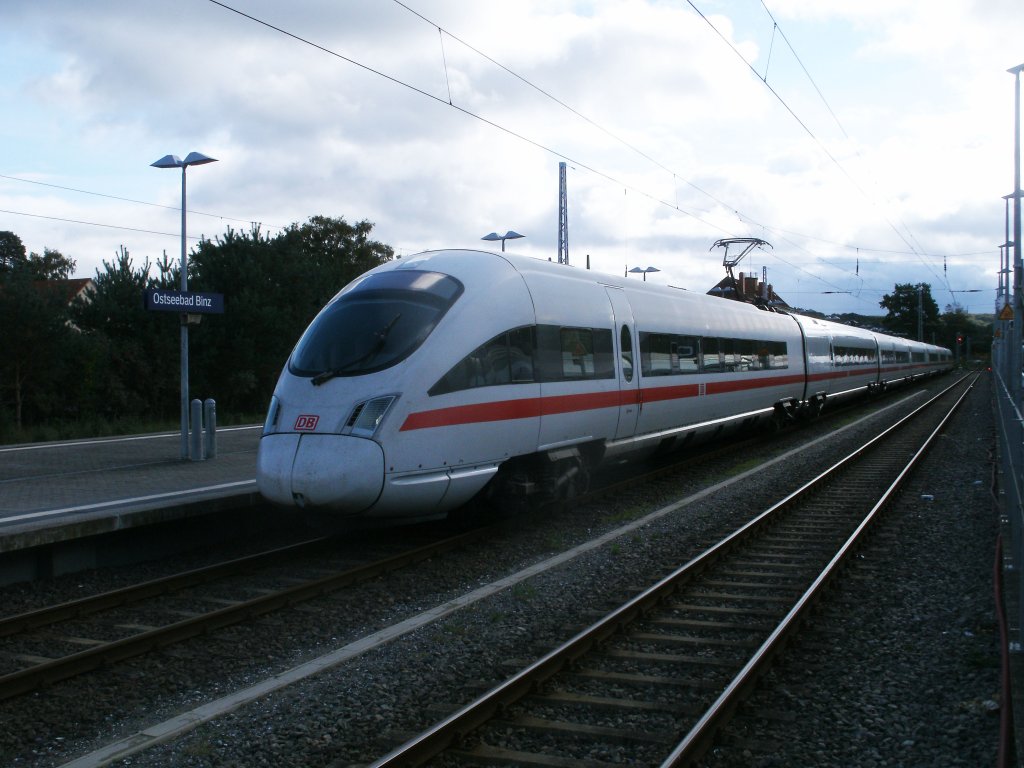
683;0;937;270
393;0;976;306
754;1;958;300
0;173;285;232
6;1;983;310
391;0;732;211
206;0;734;237
209;0;983;310
0;208;201;241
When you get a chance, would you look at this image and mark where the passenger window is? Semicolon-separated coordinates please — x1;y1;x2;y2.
428;326;536;396
701;337;721;372
676;337;699;373
561;328;595;377
720;338;740;371
508;326;535;382
620;326;633;382
768;340;788;369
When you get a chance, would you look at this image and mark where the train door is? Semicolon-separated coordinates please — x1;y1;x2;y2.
605;287;641;439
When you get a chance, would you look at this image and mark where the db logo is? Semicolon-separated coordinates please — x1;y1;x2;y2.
294;414;320;431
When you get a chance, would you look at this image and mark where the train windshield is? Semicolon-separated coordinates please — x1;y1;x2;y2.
289;270;463;382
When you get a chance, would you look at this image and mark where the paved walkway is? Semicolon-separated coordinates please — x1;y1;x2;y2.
0;426;262;551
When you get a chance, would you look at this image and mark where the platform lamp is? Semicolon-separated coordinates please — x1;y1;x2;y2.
151;151;218;460
481;230;525;252
629;266;660;281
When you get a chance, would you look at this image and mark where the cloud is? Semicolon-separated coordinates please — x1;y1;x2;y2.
0;0;1018;317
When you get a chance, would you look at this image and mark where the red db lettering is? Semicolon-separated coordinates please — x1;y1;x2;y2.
294;414;319;431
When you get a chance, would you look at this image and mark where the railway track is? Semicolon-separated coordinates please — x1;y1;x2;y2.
0;377;949;706
370;374;977;767
0;429;785;702
0;526;486;701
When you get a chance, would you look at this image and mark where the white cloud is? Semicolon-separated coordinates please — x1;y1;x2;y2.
0;0;1019;317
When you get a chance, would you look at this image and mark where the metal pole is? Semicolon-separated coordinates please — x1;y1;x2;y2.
917;285;923;341
190;398;203;461
1011;64;1023;410
180;165;189;460
1008;63;1024;647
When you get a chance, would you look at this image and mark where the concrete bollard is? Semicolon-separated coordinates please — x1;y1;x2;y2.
204;398;217;459
190;398;204;461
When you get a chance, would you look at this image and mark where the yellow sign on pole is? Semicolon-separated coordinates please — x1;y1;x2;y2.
999;303;1015;321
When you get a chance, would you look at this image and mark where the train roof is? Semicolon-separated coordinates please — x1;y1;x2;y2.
394;250;951;355
398;248;766;310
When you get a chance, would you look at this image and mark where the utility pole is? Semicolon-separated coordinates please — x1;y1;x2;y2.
558;162;569;265
1010;63;1023;407
917;285;923;342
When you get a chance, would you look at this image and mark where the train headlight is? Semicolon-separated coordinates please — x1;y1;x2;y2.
262;395;281;436
346;395;397;438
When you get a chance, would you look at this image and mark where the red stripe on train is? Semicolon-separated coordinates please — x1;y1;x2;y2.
399;374;802;432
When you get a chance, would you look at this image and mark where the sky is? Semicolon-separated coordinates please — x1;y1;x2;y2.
1;0;1022;317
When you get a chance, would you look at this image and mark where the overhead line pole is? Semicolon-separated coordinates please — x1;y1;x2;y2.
1006;63;1024;646
1013;64;1024;403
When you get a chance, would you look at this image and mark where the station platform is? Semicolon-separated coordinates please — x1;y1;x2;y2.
0;426;264;583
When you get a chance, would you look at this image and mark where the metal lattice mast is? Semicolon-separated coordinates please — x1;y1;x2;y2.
558;162;569;265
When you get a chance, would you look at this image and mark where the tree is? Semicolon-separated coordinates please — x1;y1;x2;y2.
0;231;27;272
1;215;396;433
26;247;76;281
938;304;990;360
0;258;74;429
879;283;940;341
188;216;392;413
71;246;179;421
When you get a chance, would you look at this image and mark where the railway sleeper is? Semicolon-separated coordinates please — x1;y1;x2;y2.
449;743;609;768
570;667;723;691
491;714;678;745
630;632;762;649
528;689;702;715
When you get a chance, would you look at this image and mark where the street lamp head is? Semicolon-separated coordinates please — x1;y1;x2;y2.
182;151;218;167
151;152;218;170
481;230;525;252
629;265;659;280
151;154;184;169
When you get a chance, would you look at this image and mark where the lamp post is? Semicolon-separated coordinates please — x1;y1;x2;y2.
628;266;660;281
481;230;524;252
151;151;218;459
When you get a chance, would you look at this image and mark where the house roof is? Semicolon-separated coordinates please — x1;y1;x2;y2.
34;277;96;305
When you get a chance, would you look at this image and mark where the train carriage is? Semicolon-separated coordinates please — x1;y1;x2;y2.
257;249;952;522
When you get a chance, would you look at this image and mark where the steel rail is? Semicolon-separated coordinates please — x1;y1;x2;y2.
661;373;977;765
369;374;976;767
0;528;485;700
0;536;329;637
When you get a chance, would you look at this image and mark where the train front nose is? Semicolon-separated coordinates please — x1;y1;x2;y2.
257;433;385;513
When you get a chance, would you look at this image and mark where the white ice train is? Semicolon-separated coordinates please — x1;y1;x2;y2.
257;249;952;522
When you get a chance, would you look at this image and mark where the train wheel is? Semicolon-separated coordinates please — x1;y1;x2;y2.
549;455;589;508
564;456;590;500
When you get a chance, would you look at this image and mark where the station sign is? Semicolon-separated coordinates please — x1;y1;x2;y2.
145;289;225;314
